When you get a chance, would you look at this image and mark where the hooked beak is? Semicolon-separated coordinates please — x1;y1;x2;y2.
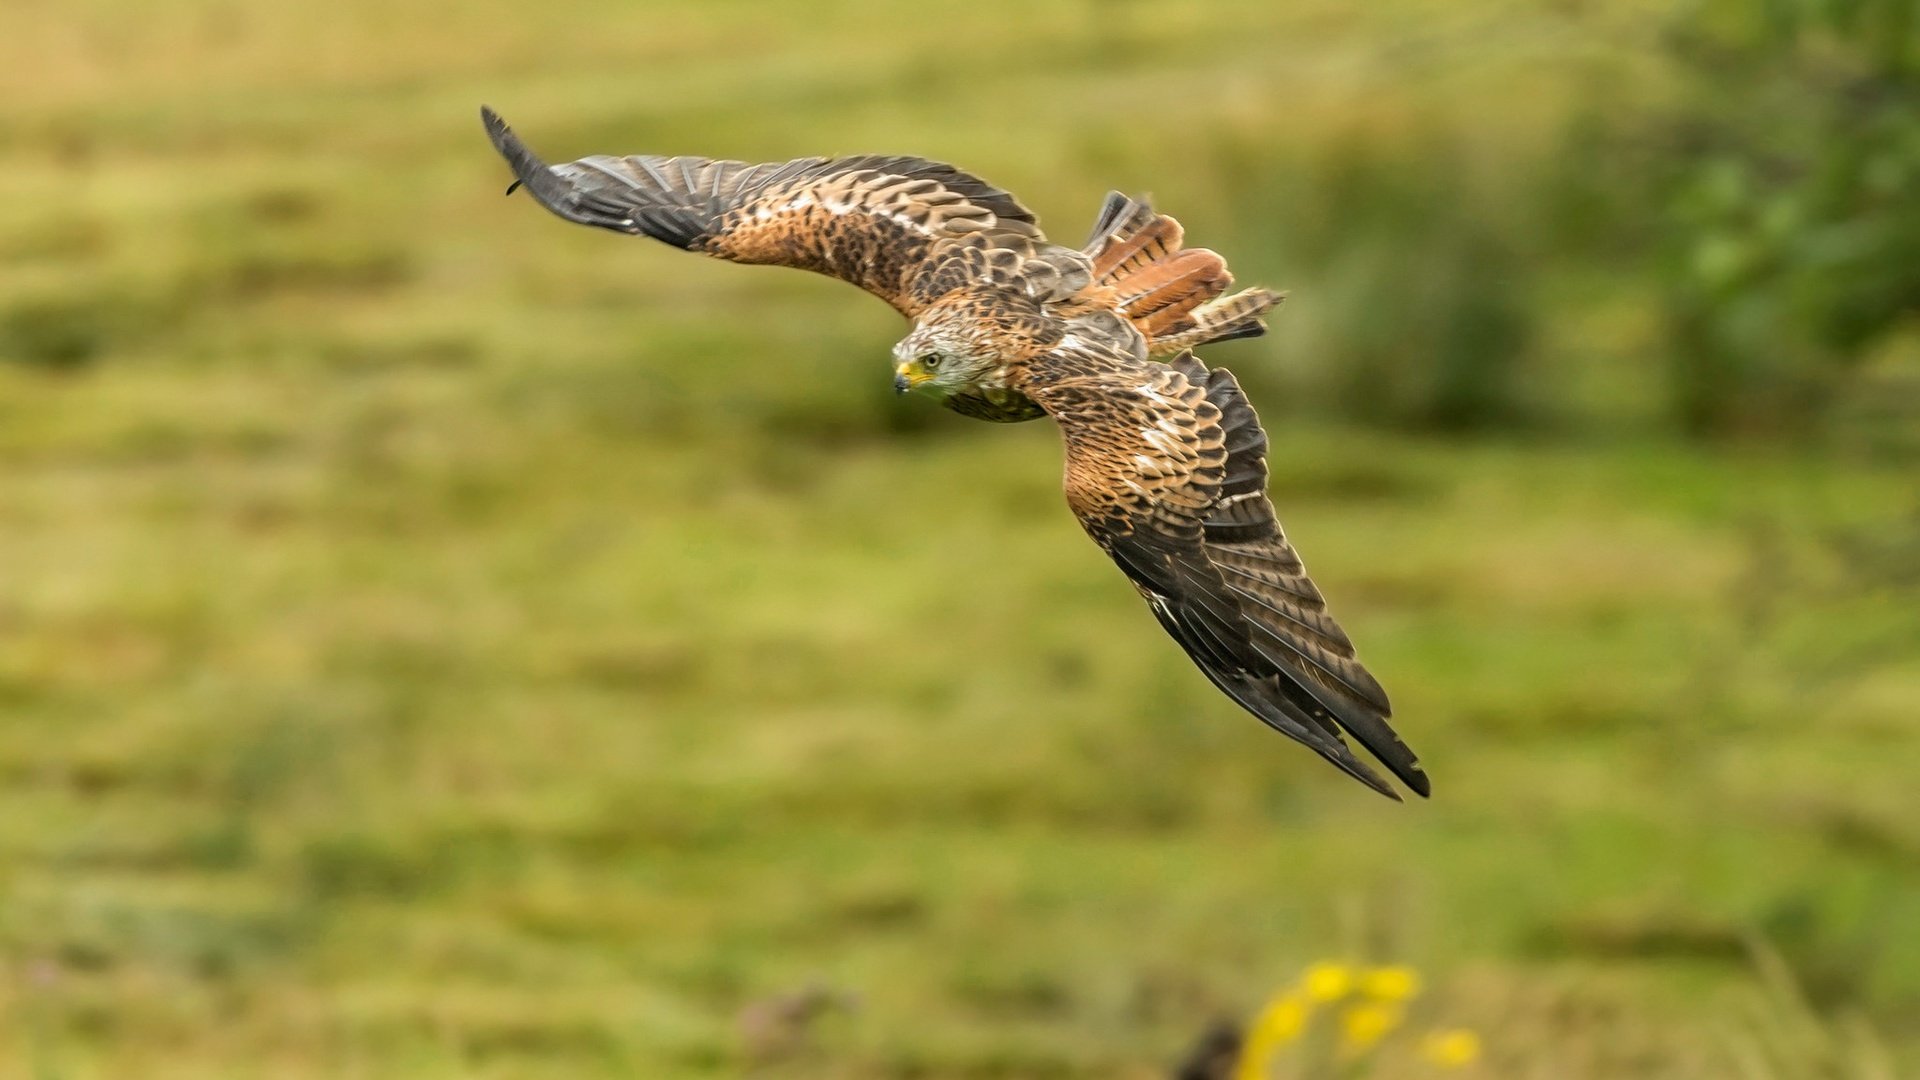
894;363;931;395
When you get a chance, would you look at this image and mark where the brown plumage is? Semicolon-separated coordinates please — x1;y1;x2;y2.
1082;191;1280;354
482;107;1426;799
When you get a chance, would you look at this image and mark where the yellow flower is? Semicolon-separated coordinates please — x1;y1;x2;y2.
1301;961;1354;1002
1253;994;1307;1044
1337;1001;1402;1054
1233;993;1308;1080
1421;1028;1483;1069
1359;965;1422;1002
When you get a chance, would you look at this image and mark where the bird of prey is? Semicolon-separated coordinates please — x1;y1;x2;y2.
481;107;1429;800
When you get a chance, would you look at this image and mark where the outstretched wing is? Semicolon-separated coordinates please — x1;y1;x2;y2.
482;107;1044;316
1020;342;1428;799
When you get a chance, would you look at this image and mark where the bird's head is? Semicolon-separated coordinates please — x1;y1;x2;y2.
891;318;999;397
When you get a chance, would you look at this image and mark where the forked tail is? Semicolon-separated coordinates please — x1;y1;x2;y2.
1081;192;1281;357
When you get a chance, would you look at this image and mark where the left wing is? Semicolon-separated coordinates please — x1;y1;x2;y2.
482;106;1046;317
1020;343;1428;799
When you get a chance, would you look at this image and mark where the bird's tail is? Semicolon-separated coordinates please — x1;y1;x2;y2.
1081;192;1282;357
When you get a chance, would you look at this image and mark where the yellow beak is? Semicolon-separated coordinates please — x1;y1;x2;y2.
894;362;934;393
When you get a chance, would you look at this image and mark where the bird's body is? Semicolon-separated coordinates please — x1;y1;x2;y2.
482;107;1429;799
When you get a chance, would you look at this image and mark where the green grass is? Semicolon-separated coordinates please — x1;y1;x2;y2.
2;2;1918;1077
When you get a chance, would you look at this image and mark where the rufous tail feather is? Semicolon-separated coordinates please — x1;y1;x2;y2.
1082;191;1281;357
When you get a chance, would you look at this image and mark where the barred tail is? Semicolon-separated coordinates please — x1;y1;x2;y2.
1082;192;1282;357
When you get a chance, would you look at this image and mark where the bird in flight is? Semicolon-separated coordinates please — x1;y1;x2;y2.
481;107;1428;800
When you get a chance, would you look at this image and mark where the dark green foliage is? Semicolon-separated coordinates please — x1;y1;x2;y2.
1654;0;1920;435
1315;149;1534;432
1208;136;1539;433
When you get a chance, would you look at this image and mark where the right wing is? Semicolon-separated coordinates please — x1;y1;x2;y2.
482;106;1046;317
1023;342;1428;799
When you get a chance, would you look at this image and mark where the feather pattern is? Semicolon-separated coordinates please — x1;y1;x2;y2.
483;109;1425;798
1078;192;1281;354
484;107;1038;316
1014;342;1427;799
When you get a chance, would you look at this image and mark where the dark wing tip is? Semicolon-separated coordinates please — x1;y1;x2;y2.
1344;706;1431;799
1344;757;1405;799
1322;730;1424;801
480;105;523;170
477;106;639;232
478;106;545;187
1316;729;1412;801
1317;726;1425;801
1404;763;1432;799
490;108;522;195
1338;713;1430;800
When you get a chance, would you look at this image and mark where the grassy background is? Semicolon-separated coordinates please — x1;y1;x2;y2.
2;1;1918;1077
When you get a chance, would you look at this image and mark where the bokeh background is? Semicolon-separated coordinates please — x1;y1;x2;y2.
3;1;1918;1077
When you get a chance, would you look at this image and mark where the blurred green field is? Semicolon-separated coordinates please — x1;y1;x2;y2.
3;2;1919;1077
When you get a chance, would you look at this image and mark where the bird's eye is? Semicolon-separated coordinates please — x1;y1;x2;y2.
920;353;942;370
